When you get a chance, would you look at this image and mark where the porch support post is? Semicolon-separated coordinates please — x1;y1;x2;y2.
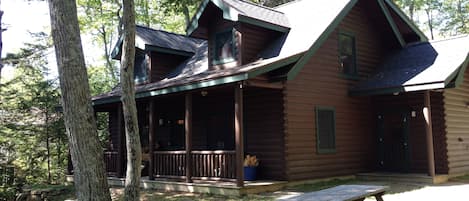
185;93;193;183
423;90;436;177
148;100;155;180
235;83;244;187
116;105;124;178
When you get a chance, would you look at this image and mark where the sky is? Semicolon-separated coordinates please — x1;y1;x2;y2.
1;0;102;81
2;0;51;79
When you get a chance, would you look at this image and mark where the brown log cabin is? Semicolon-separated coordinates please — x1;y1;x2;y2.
87;0;469;187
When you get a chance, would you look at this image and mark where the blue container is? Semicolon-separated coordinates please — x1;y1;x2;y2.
244;166;257;181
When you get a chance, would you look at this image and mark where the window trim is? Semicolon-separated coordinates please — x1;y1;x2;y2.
338;31;358;78
212;28;237;65
315;106;337;154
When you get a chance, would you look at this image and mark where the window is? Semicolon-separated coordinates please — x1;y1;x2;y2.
134;50;148;83
316;107;336;154
338;33;357;76
213;29;236;65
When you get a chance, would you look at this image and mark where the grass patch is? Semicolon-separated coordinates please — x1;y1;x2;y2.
285;178;357;192
450;174;469;182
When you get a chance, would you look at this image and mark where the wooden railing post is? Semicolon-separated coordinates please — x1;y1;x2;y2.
185;93;193;183
423;90;436;177
116;106;124;178
148;100;155;180
235;84;244;187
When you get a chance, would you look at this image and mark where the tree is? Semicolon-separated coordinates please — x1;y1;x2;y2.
48;0;111;200
0;8;4;83
440;0;468;35
1;33;68;184
120;0;141;200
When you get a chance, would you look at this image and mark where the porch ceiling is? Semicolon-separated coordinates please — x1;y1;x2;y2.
350;35;469;96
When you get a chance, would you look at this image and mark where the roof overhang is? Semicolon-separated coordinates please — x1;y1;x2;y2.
186;0;289;36
350;48;469;96
111;33;196;59
93;53;302;106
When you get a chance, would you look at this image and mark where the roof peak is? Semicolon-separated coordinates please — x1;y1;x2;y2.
224;0;285;14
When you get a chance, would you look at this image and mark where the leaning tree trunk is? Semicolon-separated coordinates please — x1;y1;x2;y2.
48;0;111;200
121;0;142;200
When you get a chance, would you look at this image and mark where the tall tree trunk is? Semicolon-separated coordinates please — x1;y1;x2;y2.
0;10;3;83
48;0;111;200
121;0;141;200
425;8;435;40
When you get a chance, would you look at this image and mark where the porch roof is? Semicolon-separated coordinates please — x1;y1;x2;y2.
93;52;302;105
350;35;469;96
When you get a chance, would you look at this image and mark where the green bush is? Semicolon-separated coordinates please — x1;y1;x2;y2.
0;186;16;201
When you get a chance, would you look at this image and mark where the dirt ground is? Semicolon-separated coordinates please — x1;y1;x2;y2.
58;177;469;201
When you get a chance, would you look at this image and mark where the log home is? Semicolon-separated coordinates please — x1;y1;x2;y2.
86;0;469;192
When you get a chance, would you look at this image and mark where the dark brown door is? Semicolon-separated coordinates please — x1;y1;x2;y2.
376;112;410;172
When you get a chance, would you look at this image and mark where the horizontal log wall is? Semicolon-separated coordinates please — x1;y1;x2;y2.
444;68;469;176
150;52;188;82
283;0;392;181
240;23;281;65
245;87;286;180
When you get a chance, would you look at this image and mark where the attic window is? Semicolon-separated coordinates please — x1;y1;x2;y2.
213;29;236;65
338;32;357;76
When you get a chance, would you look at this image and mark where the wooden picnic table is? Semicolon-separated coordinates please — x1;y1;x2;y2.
279;184;389;201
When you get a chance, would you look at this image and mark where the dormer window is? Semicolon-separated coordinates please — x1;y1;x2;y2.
338;32;357;76
213;29;237;65
134;49;149;83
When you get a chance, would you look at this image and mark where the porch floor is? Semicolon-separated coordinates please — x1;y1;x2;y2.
356;172;449;184
107;177;287;196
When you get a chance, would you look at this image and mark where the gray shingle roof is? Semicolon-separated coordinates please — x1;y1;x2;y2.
135;25;204;53
222;0;290;28
351;35;469;95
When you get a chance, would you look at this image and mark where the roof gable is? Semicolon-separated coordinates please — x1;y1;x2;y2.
278;0;429;80
111;26;204;59
351;35;469;95
186;0;290;36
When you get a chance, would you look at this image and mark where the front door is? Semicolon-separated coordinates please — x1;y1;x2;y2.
376;111;410;172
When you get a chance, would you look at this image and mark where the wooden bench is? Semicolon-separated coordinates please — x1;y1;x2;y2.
280;184;389;201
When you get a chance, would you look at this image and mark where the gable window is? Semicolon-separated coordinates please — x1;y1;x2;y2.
338;32;357;76
213;29;236;65
134;49;148;83
316;107;336;154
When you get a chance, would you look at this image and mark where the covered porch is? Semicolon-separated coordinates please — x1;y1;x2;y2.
93;82;286;187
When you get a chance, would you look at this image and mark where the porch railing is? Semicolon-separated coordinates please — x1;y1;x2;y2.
152;150;236;180
103;151;119;176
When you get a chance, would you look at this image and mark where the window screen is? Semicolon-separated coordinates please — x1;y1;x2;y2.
316;107;336;153
338;33;357;76
213;29;236;65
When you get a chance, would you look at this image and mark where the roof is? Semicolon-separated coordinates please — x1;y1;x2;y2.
93;52;302;105
186;0;290;35
261;0;353;60
111;25;204;59
351;35;469;95
96;0;434;105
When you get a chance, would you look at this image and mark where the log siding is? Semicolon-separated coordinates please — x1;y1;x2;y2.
283;1;393;180
444;68;469;176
